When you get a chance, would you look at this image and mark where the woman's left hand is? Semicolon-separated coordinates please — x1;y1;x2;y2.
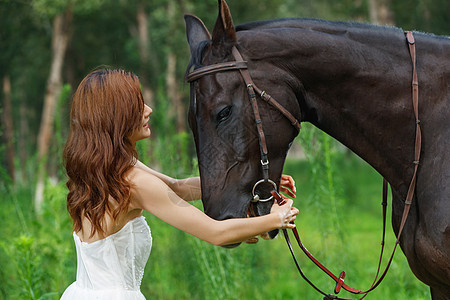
280;174;296;198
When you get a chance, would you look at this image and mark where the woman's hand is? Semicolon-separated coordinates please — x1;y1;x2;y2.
270;197;299;229
280;174;296;198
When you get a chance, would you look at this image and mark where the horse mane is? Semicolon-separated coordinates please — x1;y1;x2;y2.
236;17;449;40
235;17;398;34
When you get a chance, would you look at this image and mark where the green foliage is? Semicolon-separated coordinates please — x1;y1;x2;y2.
1;235;44;299
391;0;450;34
0;177;74;300
31;0;105;17
48;83;72;178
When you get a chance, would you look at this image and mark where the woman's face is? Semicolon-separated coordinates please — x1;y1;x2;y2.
129;104;153;143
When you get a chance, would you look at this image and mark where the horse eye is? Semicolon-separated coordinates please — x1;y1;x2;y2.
217;106;232;123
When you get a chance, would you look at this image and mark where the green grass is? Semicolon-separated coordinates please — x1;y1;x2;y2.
0;136;430;299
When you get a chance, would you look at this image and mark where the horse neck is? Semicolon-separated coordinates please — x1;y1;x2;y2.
242;23;417;189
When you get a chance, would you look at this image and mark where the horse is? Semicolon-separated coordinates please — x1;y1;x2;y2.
184;0;450;298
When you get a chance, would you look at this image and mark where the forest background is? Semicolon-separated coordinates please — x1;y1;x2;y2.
0;0;448;299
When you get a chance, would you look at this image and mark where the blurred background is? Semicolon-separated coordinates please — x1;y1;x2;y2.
0;0;448;299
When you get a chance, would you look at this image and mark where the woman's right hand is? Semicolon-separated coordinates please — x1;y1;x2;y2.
270;197;299;229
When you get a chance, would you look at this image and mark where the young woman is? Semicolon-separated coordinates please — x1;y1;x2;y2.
61;69;299;299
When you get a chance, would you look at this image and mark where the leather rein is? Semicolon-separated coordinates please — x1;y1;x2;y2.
187;31;421;300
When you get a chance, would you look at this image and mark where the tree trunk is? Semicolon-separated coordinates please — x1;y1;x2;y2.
2;74;15;182
35;7;72;213
368;0;395;26
136;1;154;107
166;1;185;133
19;99;28;182
166;52;185;133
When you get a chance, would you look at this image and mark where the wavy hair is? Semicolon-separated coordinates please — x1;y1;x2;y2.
63;69;144;237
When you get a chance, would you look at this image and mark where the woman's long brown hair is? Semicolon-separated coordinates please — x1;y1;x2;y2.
63;69;144;237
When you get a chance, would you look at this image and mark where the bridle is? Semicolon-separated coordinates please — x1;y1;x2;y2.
188;46;301;202
187;31;421;299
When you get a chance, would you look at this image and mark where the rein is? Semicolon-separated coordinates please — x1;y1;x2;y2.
187;31;421;299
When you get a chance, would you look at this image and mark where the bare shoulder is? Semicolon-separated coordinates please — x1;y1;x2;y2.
128;166;153;182
128;166;167;191
128;166;170;208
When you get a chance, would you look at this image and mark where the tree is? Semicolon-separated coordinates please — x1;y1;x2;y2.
136;1;155;107
0;0;49;183
1;75;15;182
34;3;73;213
32;0;104;213
166;0;186;133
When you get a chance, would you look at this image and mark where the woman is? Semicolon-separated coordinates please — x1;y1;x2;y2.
61;69;298;299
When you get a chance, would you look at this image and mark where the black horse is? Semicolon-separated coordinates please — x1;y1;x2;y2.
184;0;450;298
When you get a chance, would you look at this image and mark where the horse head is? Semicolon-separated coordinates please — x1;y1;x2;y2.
185;0;300;245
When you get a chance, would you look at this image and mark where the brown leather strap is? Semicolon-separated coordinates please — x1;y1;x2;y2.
231;47;302;131
400;30;421;231
187;61;248;82
230;47;270;178
272;181;388;299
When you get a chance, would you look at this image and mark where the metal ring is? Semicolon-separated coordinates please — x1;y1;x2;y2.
251;179;277;202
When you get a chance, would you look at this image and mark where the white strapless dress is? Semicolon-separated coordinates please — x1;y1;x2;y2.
61;216;152;299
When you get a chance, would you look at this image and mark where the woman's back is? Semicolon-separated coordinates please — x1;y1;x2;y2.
61;216;152;299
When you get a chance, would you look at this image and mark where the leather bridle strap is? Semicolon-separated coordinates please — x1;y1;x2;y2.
230;46;301;181
270;31;421;300
232;47;270;180
272;189;385;299
187;61;248;82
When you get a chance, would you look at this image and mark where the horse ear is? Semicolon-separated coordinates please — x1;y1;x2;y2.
184;14;211;56
211;0;237;56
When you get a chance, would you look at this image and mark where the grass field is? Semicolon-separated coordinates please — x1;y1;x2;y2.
0;133;430;299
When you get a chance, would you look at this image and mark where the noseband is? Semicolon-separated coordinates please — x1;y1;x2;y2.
188;46;301;202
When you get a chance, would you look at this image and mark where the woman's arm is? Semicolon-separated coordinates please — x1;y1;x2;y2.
130;167;298;246
135;160;297;202
134;160;201;201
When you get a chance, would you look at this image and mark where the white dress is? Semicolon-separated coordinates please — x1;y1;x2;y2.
61;216;152;299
